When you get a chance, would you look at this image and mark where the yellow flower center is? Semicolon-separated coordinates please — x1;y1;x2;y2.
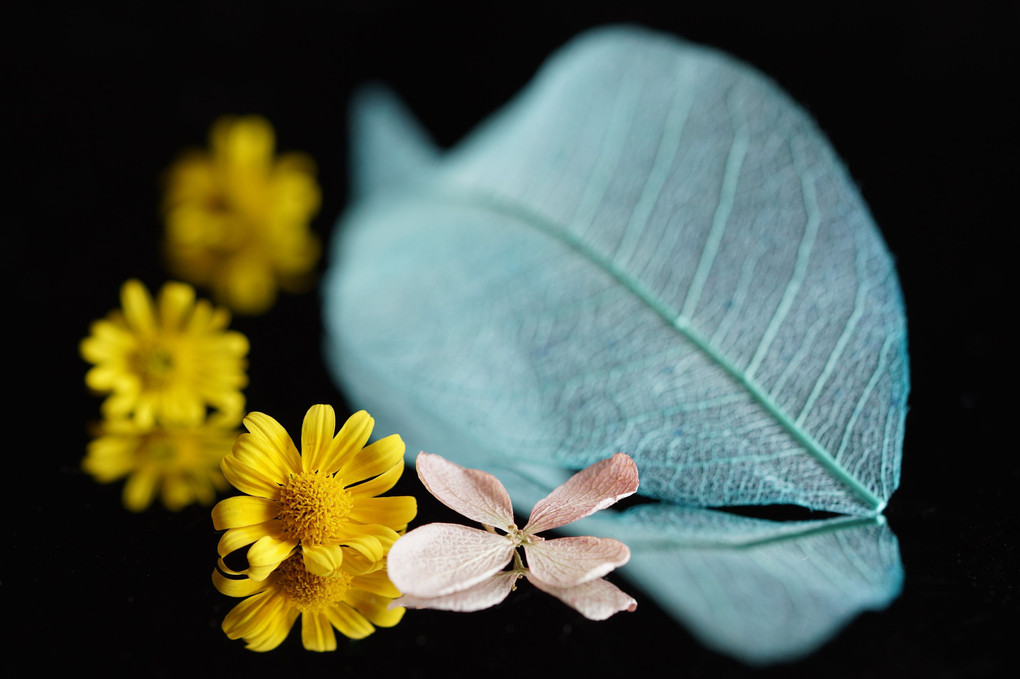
277;472;353;544
133;344;177;389
139;429;212;472
206;192;232;214
275;554;352;612
146;436;178;464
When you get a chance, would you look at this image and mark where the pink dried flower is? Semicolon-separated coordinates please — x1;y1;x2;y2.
387;452;640;620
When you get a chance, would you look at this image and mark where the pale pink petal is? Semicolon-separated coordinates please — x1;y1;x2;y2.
415;452;515;529
387;522;515;598
523;535;630;588
391;570;522;613
524;453;639;534
529;575;637;620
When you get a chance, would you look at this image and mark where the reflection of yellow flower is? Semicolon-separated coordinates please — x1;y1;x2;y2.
214;552;405;652
162;115;321;314
212;406;417;582
84;417;236;511
81;279;249;427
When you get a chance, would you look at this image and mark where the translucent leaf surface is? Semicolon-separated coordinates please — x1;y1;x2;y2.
483;462;902;664
323;25;908;661
617;508;902;665
326;25;908;517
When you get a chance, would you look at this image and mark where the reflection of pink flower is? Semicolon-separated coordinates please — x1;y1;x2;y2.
388;452;640;620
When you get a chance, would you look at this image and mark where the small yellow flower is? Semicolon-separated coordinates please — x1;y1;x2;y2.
162;115;321;314
214;552;405;652
81;279;249;427
212;405;417;582
84;417;237;511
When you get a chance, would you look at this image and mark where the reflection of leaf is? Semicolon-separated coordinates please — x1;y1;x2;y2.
474;462;903;664
324;25;907;660
615;507;902;665
326;25;908;517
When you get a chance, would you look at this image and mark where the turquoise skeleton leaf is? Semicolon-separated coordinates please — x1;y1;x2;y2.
325;25;907;664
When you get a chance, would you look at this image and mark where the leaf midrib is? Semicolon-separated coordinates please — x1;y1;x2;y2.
622;515;884;552
421;186;884;515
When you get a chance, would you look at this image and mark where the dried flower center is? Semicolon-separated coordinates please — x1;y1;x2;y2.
277;472;353;544
274;554;352;612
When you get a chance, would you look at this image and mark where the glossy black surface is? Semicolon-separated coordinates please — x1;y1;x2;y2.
10;3;1014;676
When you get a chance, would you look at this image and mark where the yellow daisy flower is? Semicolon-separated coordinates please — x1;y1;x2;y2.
212;405;417;582
162;115;321;314
214;552;405;652
80;279;249;428
84;417;237;511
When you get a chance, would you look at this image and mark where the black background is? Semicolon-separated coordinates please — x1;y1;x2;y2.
8;2;1015;677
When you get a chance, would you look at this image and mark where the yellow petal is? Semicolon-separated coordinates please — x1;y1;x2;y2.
161;387;206;427
216;556;248;578
245;606;299;652
325;602;374;640
275;151;317;178
82;439;135;481
235;591;288;641
302;543;344;577
120;279;157;334
345;588;404;628
217;115;275;167
211;495;278;531
334;526;401;575
246;535;298;581
184;474;218;507
301;405;336;473
161;476;193;511
122;465;159;512
212;568;268;598
230;434;291;485
301;611;337;652
243;412;301;474
338;545;382;576
338;433;404;484
221;454;280;498
346;522;402;549
84;364;131;392
347;458;403;498
217;520;282;558
223;257;277;315
222;589;275;639
183;298;214;332
219;330;250;357
349;496;417;530
351;569;401;599
157;281;196;331
320;411;374;477
104;391;147;425
80;320;135;361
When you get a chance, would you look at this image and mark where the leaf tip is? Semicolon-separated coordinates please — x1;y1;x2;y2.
348;83;439;197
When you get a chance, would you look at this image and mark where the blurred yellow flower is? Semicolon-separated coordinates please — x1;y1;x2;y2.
84;417;237;511
211;405;417;582
81;279;249;427
213;552;405;652
162;115;321;314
